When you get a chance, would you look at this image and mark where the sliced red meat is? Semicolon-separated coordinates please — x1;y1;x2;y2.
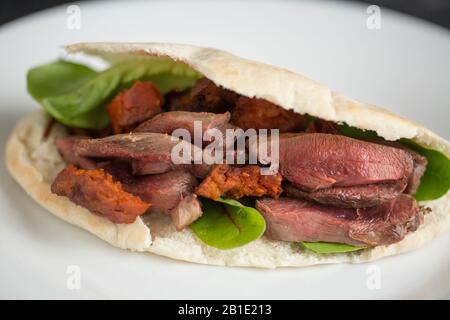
107;81;163;134
51;165;150;224
284;179;407;208
135;111;230;139
256;194;423;246
104;162;202;229
278;133;414;191
56;137;97;169
72;132;205;175
132;155;210;178
341;137;428;195
102;162;198;214
350;195;423;246
373;140;428;195
303;121;427;195
170;194;203;231
405;151;427;194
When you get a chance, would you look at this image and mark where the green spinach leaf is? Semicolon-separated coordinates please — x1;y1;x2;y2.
190;198;266;250
302;241;365;254
27;58;202;128
400;139;450;201
27;60;97;100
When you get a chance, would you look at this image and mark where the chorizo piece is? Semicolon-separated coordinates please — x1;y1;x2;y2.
51;165;150;224
107;81;163;134
195;164;282;200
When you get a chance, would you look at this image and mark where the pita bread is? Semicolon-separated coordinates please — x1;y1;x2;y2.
5;43;450;268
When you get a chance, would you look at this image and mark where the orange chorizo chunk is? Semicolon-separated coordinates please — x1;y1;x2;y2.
51;165;150;224
231;97;306;132
195;164;283;200
107;81;163;134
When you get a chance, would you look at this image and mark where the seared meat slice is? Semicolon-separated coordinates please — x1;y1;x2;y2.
72;132;205;175
230;97;306;132
256;194;423;246
278;133;414;191
187;163;212;179
104;162;201;229
196;164;282;200
56;137;97;169
377;141;427;195
167;78;239;113
284;179;407;208
306;121;427;195
350;138;428;195
135;111;230;139
350;195;423;246
405;150;427;194
107;81;163;134
102;162;198;214
251;132;424;202
257;197;360;245
73;133;183;174
51;165;150;224
170;194;203;231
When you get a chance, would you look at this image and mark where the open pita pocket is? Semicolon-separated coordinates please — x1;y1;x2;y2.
6;42;450;268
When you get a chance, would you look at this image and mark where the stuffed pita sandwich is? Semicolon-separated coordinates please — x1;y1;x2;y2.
6;42;450;268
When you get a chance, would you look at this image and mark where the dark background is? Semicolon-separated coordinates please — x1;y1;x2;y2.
1;0;449;29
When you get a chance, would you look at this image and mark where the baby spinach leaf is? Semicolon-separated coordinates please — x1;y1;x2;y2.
400;139;450;201
338;123;378;140
338;124;450;201
27;58;202;129
302;242;365;254
27;60;98;101
190;198;266;250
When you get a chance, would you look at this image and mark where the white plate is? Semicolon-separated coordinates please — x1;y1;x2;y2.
0;0;449;299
